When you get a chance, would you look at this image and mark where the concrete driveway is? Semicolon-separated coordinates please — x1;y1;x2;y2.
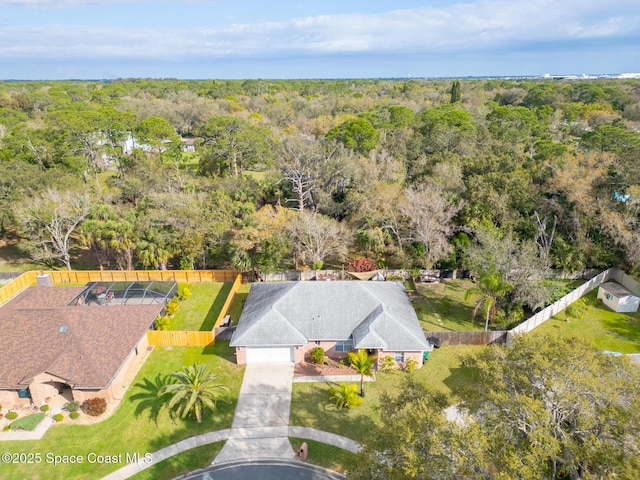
214;362;295;463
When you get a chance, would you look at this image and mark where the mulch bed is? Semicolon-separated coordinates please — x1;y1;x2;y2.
294;358;357;377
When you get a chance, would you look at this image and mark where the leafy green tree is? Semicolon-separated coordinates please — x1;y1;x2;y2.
329;382;363;409
463;335;640;479
326;118;380;154
347;349;377;397
158;363;228;423
197;116;275;177
417;105;476;155
348;378;487;480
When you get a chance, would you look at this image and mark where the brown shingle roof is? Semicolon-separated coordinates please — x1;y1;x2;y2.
0;287;163;389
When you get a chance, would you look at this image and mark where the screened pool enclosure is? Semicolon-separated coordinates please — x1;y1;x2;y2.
70;281;178;306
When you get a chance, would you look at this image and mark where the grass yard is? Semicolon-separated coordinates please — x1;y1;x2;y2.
227;282;252;324
0;342;244;480
128;443;223;480
531;290;640;353
289;345;483;443
413;280;485;331
289;438;357;473
171;282;232;331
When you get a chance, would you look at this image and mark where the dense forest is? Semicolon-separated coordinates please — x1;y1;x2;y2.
1;77;639;323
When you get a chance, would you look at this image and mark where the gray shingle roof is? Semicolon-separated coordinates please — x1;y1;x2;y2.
600;282;637;298
230;281;429;351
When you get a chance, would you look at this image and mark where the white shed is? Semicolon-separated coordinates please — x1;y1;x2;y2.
597;282;640;313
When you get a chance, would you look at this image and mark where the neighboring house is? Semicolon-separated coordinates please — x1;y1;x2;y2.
597;282;640;313
181;137;196;152
230;281;431;367
0;281;175;409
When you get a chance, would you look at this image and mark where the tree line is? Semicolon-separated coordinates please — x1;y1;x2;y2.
1;77;639;324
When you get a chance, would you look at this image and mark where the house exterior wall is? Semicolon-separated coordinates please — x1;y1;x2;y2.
378;350;424;368
0;390;29;409
235;347;247;365
296;341;350;363
107;334;150;401
29;373;69;407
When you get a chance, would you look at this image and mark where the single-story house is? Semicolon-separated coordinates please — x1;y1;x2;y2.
230;281;431;367
597;282;640;313
0;282;173;409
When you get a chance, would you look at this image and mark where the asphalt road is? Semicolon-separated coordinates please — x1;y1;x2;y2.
181;461;344;480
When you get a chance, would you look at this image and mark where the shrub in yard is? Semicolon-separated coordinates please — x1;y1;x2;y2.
3;425;9;431
83;397;107;417
9;413;44;431
404;358;419;373
177;285;192;301
329;383;364;409
53;413;64;422
379;356;398;373
309;347;325;365
165;298;180;316
154;315;171;331
5;411;18;420
40;404;49;412
347;257;377;272
70;412;81;420
64;400;80;413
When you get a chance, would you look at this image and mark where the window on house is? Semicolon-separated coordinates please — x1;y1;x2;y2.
394;352;405;364
606;292;614;301
335;336;353;353
18;388;31;399
314;340;321;346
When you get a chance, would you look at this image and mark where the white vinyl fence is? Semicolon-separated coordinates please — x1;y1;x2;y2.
509;267;640;339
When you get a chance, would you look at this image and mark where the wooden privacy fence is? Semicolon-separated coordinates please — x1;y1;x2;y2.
48;269;239;284
0;272;37;305
425;330;508;346
0;269;240;306
147;330;214;347
214;274;243;329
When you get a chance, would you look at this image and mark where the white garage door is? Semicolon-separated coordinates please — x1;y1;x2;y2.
245;347;294;363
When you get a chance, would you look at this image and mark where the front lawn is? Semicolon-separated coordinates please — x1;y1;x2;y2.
171;282;232;331
0;342;244;480
289;345;483;442
531;290;640;353
289;438;357;473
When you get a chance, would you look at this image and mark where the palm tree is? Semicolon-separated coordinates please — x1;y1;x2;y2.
347;349;377;397
329;382;363;409
158;363;228;423
464;266;513;330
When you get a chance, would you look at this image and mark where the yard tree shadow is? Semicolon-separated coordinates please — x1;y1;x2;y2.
600;313;640;349
130;373;171;425
442;366;483;403
200;282;233;331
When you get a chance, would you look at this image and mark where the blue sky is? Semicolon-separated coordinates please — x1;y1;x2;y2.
0;0;638;80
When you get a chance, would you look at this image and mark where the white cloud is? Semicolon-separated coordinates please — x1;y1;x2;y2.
0;0;638;61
